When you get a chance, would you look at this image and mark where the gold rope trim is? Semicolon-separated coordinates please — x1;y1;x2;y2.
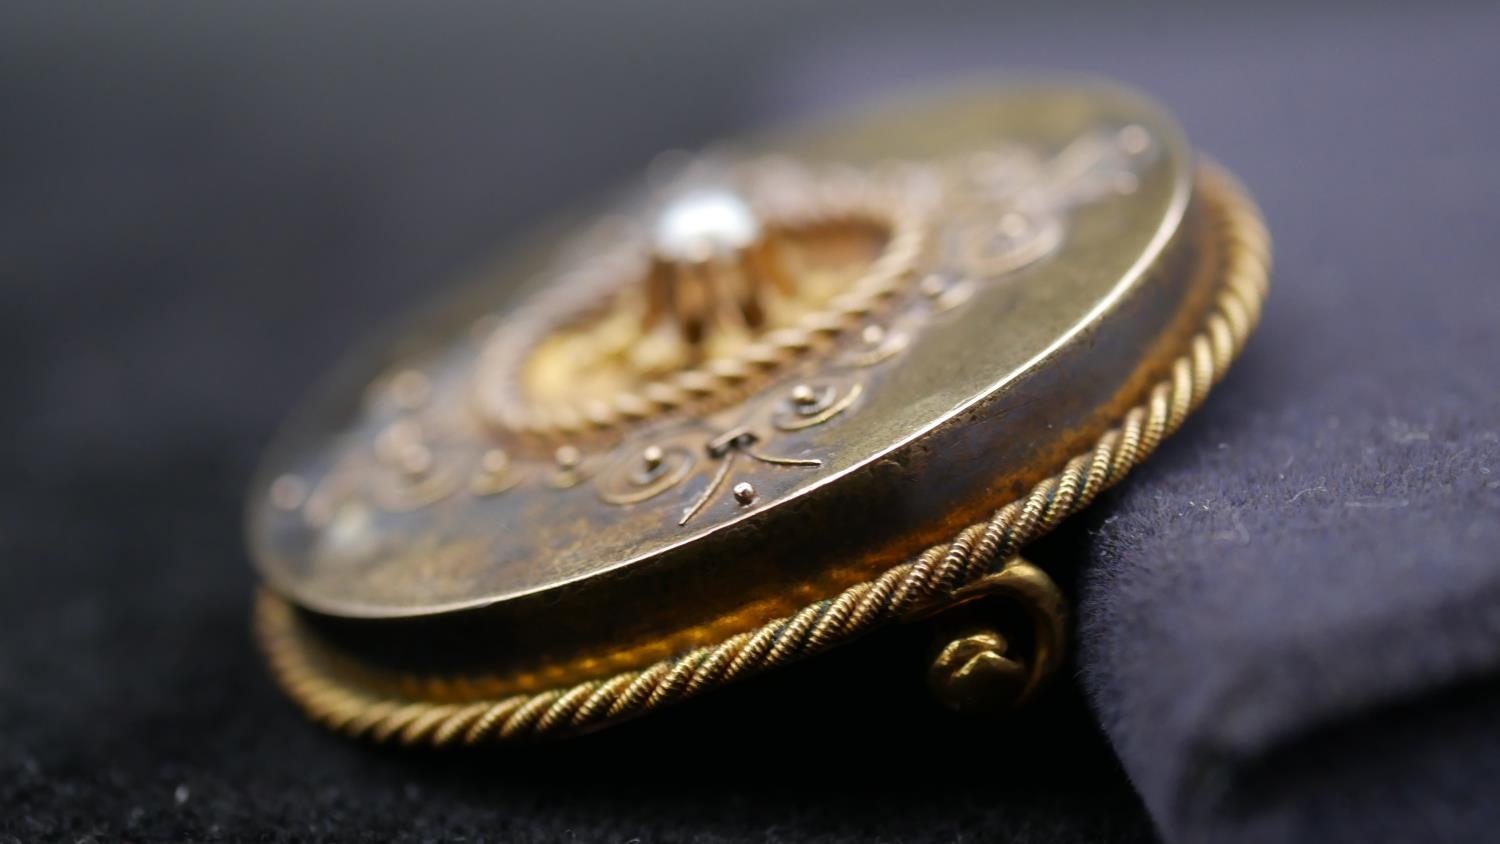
255;162;1269;744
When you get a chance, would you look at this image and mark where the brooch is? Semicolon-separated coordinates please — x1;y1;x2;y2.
247;80;1269;743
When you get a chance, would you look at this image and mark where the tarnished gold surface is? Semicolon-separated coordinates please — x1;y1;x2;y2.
247;80;1271;740
253;162;1268;742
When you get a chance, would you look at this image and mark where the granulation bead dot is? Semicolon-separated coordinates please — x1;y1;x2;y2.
399;444;433;478
481;449;509;474
641;445;664;471
554;445;582;470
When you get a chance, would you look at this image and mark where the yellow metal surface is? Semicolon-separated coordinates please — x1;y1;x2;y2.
245;81;1269;739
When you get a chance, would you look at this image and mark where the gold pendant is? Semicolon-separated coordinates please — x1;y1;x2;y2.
247;79;1270;743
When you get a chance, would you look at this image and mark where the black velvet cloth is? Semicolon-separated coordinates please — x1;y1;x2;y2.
4;2;1497;842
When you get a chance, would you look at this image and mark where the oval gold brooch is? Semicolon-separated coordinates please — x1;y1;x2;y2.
247;79;1270;744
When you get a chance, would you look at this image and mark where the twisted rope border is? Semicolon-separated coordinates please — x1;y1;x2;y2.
256;162;1269;744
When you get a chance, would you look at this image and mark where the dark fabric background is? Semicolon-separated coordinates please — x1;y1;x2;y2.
3;2;1497;842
